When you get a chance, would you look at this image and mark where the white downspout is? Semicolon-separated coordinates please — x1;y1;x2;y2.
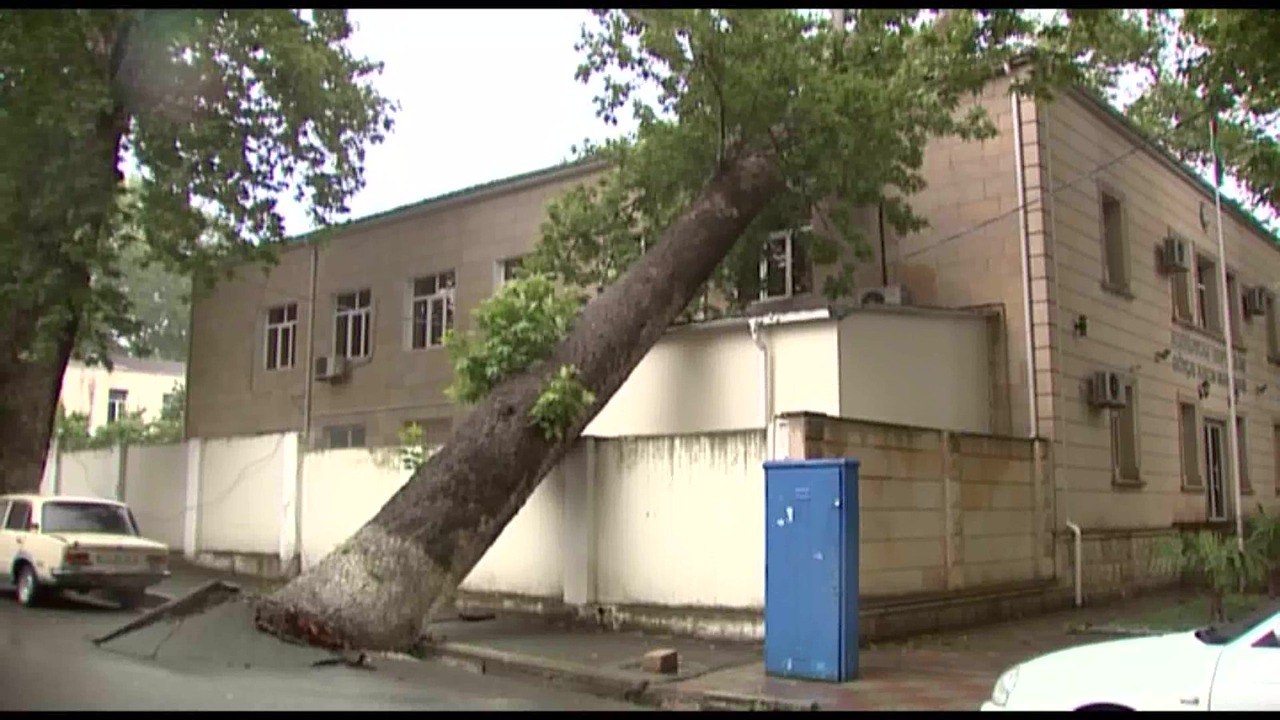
1010;75;1040;441
1066;520;1083;607
749;318;773;460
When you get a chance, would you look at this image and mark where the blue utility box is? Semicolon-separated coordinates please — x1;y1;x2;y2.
763;457;859;682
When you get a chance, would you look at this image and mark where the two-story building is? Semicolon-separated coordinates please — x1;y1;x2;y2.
187;72;1280;604
60;355;186;432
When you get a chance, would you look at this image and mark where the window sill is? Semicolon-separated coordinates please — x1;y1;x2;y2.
1112;477;1145;490
1181;483;1205;494
1172;318;1226;345
1100;281;1135;300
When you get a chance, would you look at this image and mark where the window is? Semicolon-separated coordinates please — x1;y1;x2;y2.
411;271;455;349
4;501;31;531
42;502;137;536
1225;272;1243;344
107;389;128;423
1100;191;1129;292
324;424;366;449
1179;402;1202;490
495;256;525;290
265;303;298;370
1195;255;1222;333
760;229;813;300
1273;424;1280;496
334;289;372;359
1236;417;1251;494
1110;380;1140;484
1267;292;1280;361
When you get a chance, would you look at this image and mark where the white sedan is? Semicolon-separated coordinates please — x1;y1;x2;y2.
982;602;1280;711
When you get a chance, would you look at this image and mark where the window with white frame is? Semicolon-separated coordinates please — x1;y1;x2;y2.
1099;190;1130;292
1178;401;1202;490
334;289;372;359
107;389;128;424
1225;271;1243;345
265;303;298;370
760;228;813;300
495;256;525;290
1194;255;1221;333
411;271;455;349
1110;379;1140;485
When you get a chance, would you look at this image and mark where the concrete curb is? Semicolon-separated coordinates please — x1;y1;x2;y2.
429;642;821;711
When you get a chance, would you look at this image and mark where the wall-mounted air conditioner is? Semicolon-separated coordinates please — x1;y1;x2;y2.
314;355;349;383
1161;235;1192;274
858;285;910;307
1088;370;1126;408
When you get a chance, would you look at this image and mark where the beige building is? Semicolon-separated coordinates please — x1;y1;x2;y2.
60;355;186;432
188;72;1280;557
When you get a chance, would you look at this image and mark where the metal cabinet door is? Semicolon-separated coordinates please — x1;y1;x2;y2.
765;465;843;681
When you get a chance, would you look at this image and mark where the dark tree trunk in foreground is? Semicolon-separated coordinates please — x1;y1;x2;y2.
0;317;78;495
255;149;783;651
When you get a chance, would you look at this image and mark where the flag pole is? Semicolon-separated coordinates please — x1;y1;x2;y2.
1209;112;1246;552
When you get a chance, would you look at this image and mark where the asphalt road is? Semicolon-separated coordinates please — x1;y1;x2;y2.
0;586;644;711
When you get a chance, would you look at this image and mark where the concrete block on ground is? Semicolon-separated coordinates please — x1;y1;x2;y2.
643;648;679;674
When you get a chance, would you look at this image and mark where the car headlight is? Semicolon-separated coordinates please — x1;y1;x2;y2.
991;665;1020;707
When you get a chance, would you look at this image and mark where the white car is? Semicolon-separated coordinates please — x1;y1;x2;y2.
982;601;1280;711
1;494;170;609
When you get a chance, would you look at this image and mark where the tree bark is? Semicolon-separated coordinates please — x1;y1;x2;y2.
255;148;784;651
0;319;78;495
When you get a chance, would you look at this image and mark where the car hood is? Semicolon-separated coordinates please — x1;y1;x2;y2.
47;533;168;552
1011;631;1219;706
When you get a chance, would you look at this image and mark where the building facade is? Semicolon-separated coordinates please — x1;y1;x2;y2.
187;72;1280;547
59;355;186;433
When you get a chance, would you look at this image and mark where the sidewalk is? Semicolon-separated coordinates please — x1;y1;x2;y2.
152;561;1197;711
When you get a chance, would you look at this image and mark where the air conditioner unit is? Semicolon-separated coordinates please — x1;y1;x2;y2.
858;285;911;307
314;355;349;383
1243;286;1270;317
1088;370;1126;408
1161;235;1192;273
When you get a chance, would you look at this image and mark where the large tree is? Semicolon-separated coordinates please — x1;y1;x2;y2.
0;10;393;494
254;9;1163;651
1120;9;1280;225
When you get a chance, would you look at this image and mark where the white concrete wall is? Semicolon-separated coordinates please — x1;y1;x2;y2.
838;309;992;433
197;434;289;555
771;321;842;417
56;448;120;500
586;320;843;438
299;449;409;569
299;448;565;598
586;323;764;436
594;430;767;609
123;444;188;550
460;468;564;598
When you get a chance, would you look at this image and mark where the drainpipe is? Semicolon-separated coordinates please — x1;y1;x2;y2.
748;318;773;460
301;242;319;446
1066;520;1082;607
1009;71;1039;441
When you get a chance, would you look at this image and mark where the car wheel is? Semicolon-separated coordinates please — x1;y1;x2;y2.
114;589;147;610
15;564;42;607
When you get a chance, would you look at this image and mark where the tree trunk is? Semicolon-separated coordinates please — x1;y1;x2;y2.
254;148;783;651
0;321;78;495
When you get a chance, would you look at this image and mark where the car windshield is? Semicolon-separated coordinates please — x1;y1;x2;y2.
1194;601;1280;645
41;502;137;536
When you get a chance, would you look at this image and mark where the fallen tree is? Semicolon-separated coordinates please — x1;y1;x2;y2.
253;9;1166;650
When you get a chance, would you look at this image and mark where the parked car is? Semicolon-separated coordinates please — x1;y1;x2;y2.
0;494;170;609
981;601;1280;711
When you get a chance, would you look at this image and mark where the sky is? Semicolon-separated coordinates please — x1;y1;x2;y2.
278;9;623;236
